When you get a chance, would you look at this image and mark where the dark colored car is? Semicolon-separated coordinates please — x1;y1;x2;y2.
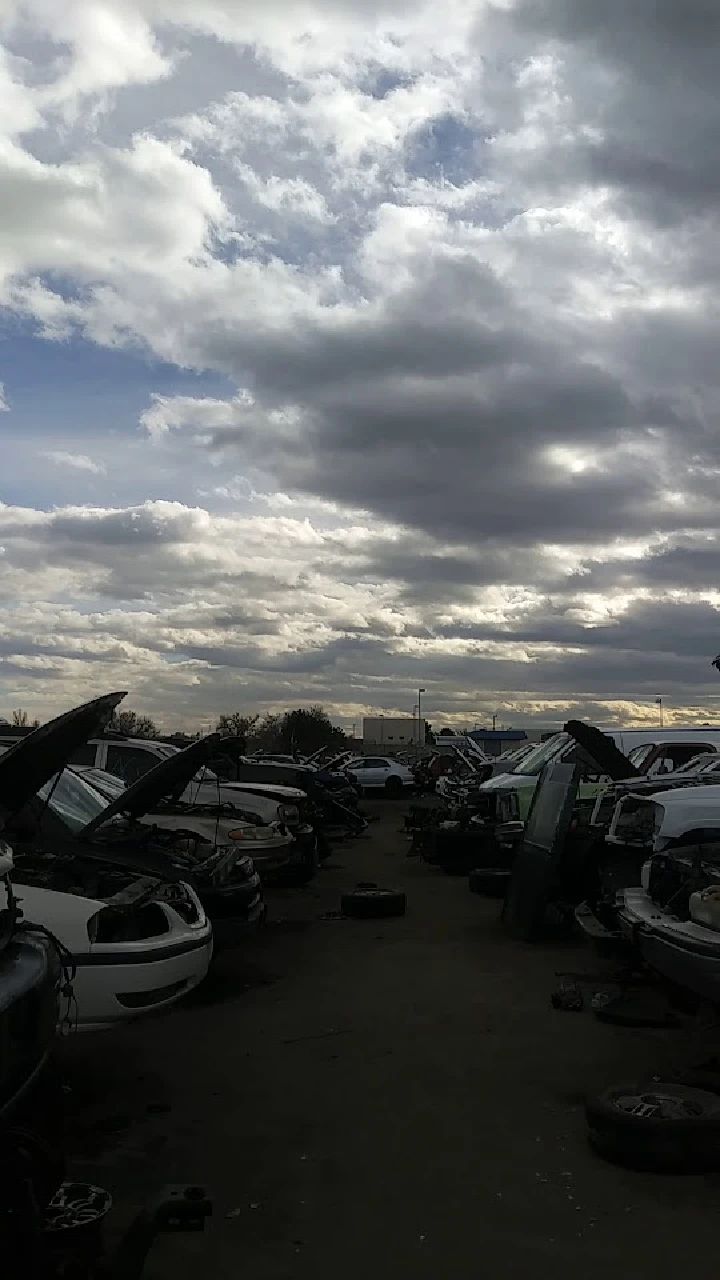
0;840;60;1121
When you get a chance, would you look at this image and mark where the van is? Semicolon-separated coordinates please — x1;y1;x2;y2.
478;726;720;825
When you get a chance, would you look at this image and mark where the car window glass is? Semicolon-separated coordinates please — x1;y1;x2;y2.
646;743;714;776
365;758;389;768
106;744;158;784
515;733;570;776
68;743;97;766
37;769;108;833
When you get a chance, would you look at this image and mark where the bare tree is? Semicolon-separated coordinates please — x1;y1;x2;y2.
107;709;159;739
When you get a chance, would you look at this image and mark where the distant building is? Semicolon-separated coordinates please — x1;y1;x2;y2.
362;716;425;747
466;728;528;757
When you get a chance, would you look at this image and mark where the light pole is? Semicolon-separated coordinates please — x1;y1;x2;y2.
412;703;418;744
656;696;664;728
380;715;384;746
418;687;425;750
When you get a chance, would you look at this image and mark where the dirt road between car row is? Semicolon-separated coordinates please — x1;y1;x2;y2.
54;802;720;1279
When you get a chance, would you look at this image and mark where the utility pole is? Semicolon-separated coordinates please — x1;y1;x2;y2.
656;696;664;728
492;713;497;732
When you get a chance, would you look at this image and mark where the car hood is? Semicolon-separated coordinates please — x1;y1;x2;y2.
219;782;306;801
0;692;126;826
80;734;223;836
564;720;639;781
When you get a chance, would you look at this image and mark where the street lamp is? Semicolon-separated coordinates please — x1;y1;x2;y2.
417;688;426;747
412;703;419;744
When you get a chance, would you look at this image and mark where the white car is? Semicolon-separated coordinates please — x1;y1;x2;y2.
344;756;415;793
14;873;212;1033
58;736;305;831
0;691;214;1031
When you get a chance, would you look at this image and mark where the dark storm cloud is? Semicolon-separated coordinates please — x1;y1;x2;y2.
198;253;690;547
499;0;720;225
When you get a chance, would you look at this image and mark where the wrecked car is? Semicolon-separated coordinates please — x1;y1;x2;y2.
3;713;268;952
578;785;720;1010
72;760;310;884
0;693;215;1029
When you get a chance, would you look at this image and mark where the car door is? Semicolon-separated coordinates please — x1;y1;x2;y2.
362;757;392;787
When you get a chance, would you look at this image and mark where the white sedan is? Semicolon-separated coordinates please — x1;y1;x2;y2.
14;874;213;1032
344;756;415;793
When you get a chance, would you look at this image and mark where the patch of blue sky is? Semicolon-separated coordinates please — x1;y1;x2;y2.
404;113;481;187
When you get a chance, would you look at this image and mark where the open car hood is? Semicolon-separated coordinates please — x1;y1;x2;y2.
0;692;126;826
564;720;640;781
79;733;223;836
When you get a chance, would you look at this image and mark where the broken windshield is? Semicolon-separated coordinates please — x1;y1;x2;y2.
514;733;570;777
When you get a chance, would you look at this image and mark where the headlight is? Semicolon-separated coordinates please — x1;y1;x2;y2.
278;804;300;825
228;826;277;842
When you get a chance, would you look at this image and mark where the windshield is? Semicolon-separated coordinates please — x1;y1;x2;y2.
38;768;111;834
79;768;127;799
515;733;570;776
628;744;655;768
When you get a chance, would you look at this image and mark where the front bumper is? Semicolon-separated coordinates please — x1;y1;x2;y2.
250;836;298;878
70;928;213;1030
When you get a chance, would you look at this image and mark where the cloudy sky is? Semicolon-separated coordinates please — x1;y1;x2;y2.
1;0;720;734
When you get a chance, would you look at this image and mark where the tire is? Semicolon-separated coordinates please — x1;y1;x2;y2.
385;775;403;795
586;1083;720;1172
341;887;407;919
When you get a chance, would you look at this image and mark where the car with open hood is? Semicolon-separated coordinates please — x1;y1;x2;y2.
41;734;320;878
72;759;308;883
6;733;278;941
0;693;214;1030
468;721;720;837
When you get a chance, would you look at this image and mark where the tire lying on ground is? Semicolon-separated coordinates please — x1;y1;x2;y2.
340;885;407;919
585;1083;720;1172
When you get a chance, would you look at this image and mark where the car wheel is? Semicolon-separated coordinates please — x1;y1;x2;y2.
586;1083;720;1172
385;775;403;794
340;886;407;919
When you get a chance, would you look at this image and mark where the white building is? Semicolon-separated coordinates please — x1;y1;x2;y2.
362;716;425;747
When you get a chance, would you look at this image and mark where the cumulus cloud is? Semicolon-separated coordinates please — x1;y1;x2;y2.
1;1;720;728
42;450;106;474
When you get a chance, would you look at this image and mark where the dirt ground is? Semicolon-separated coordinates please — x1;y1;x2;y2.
53;802;720;1279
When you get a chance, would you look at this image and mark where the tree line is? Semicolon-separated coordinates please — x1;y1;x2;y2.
100;704;349;756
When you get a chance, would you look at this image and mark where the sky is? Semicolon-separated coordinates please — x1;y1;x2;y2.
2;0;720;734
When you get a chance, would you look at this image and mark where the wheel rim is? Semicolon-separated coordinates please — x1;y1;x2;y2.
613;1091;705;1121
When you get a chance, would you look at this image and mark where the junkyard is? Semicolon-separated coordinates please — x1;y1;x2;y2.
5;699;720;1277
